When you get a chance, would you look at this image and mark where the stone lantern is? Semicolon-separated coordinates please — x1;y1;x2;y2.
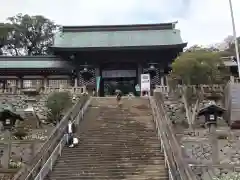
80;68;93;81
144;63;157;79
0;103;23;130
197;101;226;164
197;101;226;131
0;105;24;168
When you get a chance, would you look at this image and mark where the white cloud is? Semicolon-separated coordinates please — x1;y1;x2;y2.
0;0;239;46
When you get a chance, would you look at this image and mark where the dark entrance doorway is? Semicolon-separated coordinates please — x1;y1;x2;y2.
99;62;138;96
103;77;136;96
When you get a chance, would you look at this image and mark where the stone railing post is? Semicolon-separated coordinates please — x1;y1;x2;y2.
30;141;36;160
11;85;17;94
210;125;219;164
230;76;234;82
2;130;11;169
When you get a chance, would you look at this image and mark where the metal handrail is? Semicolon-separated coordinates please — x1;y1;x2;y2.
33;97;92;180
150;92;197;180
11;95;89;180
149;97;174;179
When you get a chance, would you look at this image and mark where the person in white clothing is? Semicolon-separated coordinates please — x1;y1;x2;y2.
65;120;76;147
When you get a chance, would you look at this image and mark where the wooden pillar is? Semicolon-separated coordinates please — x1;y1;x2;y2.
76;68;80;87
3;80;7;93
95;67;100;96
17;77;23;93
1;80;5;93
137;63;142;86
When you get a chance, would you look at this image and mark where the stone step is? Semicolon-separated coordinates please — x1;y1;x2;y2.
75;140;159;144
46;175;168;180
77;129;156;133
57;156;164;161
47;171;167;177
54;160;166;166
67;144;160;148
59;153;163;159
45;98;168;180
62;145;161;150
51;164;167;170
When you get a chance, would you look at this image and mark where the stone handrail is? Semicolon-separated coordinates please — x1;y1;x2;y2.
11;95;89;180
155;85;169;94
152;91;197;180
33;97;91;180
0;86;87;94
44;86;87;94
155;84;224;95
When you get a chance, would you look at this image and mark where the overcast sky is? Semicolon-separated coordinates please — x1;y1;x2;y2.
0;0;239;46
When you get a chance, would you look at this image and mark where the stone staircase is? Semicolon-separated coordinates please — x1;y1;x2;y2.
227;83;240;128
45;97;168;180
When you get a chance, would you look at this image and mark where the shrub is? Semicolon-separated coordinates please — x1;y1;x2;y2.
46;92;72;125
9;159;22;168
213;172;240;180
13;123;28;140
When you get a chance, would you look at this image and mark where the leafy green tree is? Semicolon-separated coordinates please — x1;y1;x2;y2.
0;23;13;55
46;92;72;125
5;13;59;55
213;172;240;180
169;50;229;129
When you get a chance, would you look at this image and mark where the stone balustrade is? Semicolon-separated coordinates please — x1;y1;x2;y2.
0;85;87;95
155;84;224;95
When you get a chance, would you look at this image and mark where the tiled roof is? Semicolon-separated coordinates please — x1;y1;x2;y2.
0;56;70;69
53;29;186;48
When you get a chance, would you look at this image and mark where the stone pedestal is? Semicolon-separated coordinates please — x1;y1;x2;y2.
74;78;78;88
11;85;17;94
30;141;36;159
2;131;11;169
209;125;219;164
59;84;65;92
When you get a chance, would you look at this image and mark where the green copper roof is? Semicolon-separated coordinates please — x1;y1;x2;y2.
0;56;70;69
53;29;185;48
0;103;15;112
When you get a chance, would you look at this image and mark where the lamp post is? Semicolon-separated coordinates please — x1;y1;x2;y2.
229;0;240;77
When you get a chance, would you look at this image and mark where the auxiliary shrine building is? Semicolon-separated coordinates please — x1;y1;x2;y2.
0;22;187;96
